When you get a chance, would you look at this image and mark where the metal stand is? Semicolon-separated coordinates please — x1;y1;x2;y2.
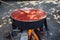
11;29;21;40
44;18;48;31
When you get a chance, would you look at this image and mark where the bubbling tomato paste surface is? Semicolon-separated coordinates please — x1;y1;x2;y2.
11;9;46;22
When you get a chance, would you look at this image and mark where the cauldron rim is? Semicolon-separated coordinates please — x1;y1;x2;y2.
10;8;47;22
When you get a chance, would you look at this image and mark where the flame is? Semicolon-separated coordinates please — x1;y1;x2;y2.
33;30;39;40
28;29;39;40
37;28;40;31
28;29;33;39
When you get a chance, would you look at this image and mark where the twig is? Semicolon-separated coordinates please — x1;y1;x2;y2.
0;1;18;9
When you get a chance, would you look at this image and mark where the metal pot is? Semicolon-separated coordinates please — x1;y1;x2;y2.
10;9;46;30
11;17;45;30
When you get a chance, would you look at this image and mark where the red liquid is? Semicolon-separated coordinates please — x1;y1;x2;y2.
11;9;46;22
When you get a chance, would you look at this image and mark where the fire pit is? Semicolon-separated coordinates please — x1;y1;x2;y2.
10;8;46;30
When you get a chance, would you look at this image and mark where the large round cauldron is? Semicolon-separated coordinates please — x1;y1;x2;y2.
10;8;46;30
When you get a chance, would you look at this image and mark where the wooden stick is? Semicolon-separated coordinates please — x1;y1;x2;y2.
0;1;18;9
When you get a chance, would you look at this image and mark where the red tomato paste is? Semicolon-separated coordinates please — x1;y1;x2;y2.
11;8;46;22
